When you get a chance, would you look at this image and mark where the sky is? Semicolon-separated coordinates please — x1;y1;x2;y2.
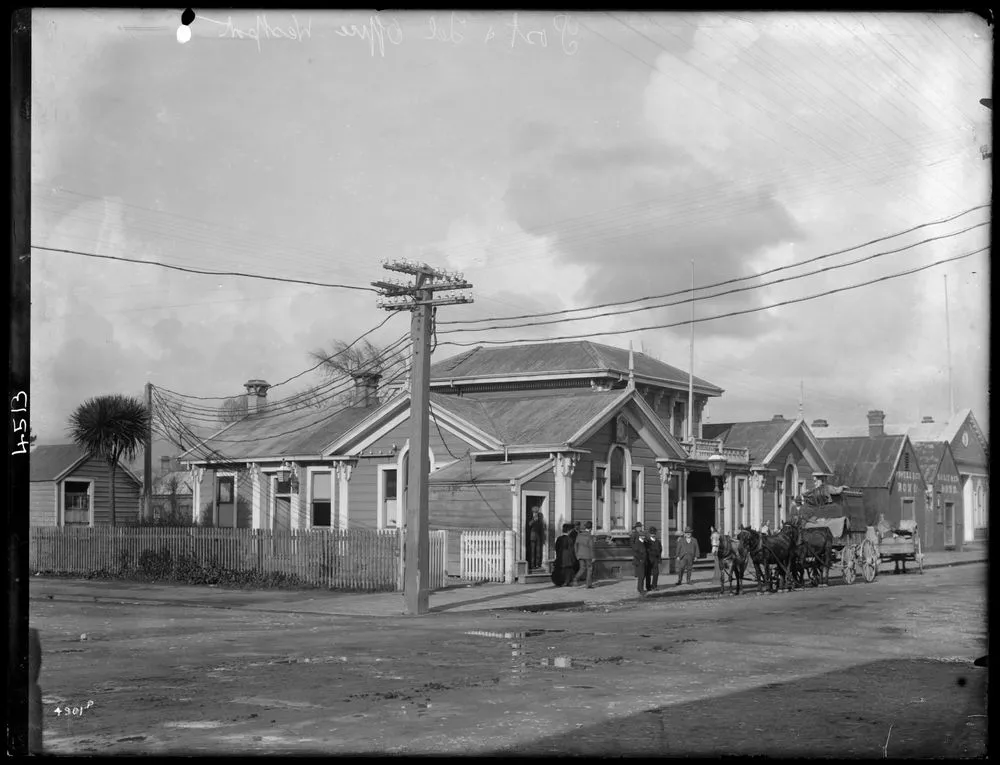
28;10;991;466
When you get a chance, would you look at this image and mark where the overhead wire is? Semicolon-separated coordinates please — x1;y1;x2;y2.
436;247;989;348
441;204;990;326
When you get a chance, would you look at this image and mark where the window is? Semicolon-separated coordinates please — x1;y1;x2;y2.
631;467;643;526
935;494;943;524
217;476;234;505
594;464;607;531
64;481;91;526
609;447;627;531
776;480;785;523
901;498;915;522
904;452;910;471
310;471;332;527
737;477;747;528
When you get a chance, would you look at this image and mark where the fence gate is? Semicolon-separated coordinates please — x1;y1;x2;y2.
460;530;514;583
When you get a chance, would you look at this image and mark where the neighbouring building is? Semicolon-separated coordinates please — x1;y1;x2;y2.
816;411;929;540
701;415;835;551
813;408;987;545
912;440;964;552
29;444;142;526
150;456;196;523
180;341;759;581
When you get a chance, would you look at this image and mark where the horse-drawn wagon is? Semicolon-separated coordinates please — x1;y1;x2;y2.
797;484;881;585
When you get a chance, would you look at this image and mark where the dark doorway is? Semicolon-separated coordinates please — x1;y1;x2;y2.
691;495;715;558
524;495;546;563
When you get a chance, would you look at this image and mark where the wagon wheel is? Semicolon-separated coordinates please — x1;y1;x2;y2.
841;545;856;585
915;537;924;575
860;538;879;583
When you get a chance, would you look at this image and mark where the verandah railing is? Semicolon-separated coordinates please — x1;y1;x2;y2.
29;526;447;593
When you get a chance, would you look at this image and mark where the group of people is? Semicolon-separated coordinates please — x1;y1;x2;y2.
629;522;667;594
553;520;596;588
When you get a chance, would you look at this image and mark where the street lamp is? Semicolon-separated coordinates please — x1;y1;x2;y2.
707;452;727;585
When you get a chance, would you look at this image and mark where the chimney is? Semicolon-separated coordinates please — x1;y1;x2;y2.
867;409;885;437
811;418;828;428
921;416;935;424
244;379;271;415
160;456;171;475
353;372;382;408
772;414;786;422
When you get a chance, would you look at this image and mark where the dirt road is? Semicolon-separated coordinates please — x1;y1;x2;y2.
31;563;987;756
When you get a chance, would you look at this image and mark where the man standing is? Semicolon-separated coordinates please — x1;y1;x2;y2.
572;521;595;588
675;527;700;585
631;522;648;596
645;526;663;591
528;508;546;571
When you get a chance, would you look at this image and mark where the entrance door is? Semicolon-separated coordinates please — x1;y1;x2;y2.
944;502;955;547
523;494;547;568
691;495;715;558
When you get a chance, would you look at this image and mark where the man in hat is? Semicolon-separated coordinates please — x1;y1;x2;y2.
631;522;648;596
675;527;700;585
644;526;663;591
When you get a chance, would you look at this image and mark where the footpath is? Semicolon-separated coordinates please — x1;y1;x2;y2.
29;548;986;619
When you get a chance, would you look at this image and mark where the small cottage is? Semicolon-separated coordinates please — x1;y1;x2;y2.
29;444;142;526
912;440;964;552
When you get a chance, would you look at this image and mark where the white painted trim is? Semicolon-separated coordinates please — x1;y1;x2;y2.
346;408;410;456
605;443;634;533
516;458;555;484
565;389;633;445
430;370;723;396
305;466;334;529
323;396;410;455
266;470;294;532
630;464;645;528
430;402;503;451
626;394;690;460
59;478;95;527
760;419;799;467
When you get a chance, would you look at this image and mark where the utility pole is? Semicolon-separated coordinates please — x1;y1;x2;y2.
144;382;153;522
374;261;472;615
688;259;695;442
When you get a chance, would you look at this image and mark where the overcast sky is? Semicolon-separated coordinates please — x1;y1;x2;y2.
29;10;991;462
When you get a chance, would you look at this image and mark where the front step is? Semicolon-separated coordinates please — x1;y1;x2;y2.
522;571;553;584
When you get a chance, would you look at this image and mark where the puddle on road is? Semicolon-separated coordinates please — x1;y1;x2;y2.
465;629;566;640
231;696;323;710
163;721;228;730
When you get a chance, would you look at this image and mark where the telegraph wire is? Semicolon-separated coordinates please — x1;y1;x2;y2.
437;247;988;348
441;204;990;327
30;245;379;292
438;220;990;335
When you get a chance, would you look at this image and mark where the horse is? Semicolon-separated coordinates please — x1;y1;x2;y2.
737;526;771;593
716;534;748;596
788;516;835;587
750;523;799;593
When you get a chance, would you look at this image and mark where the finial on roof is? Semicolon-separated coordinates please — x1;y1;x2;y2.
627;342;635;388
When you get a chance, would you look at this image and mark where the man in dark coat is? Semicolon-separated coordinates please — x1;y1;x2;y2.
528;508;545;570
675;527;700;585
553;523;577;587
631;522;648;596
644;526;663;591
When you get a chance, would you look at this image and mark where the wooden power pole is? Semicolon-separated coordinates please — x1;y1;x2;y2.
374;261;472;615
144;382;153;521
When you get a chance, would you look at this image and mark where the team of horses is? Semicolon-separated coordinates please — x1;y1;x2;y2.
715;516;839;596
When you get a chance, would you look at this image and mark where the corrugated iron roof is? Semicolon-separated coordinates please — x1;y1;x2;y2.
702;420;794;464
808;409;984;445
912;441;946;485
430;341;722;394
30;444;88;482
190;404;376;461
816;435;906;488
432;388;622;446
429;454;550;484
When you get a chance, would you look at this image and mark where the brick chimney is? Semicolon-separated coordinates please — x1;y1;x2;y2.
921;416;935;424
353;372;382;408
160;456;171;475
772;414;786;422
867;409;885;437
244;379;271;415
811;418;828;428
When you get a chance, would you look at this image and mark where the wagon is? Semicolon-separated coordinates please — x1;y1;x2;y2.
797;485;881;585
876;519;924;575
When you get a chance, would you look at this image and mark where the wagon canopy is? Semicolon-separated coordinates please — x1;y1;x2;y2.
797;483;877;532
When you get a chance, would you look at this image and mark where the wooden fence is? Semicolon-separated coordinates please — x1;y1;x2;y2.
459;530;515;584
29;527;447;593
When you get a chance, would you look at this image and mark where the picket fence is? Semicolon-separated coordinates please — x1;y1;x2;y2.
29;527;447;593
459;530;515;584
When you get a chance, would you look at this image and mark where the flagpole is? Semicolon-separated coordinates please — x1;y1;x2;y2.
688;259;695;442
944;274;954;416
